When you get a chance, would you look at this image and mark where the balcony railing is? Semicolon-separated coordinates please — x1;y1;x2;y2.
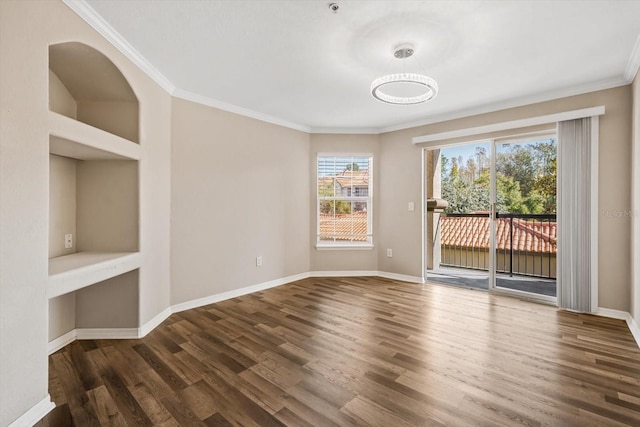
439;213;557;279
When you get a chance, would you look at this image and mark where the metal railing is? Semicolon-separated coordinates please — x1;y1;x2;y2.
439;213;556;279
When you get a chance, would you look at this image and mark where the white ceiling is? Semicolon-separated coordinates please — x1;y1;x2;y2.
74;0;640;133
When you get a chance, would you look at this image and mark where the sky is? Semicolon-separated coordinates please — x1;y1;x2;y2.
441;142;489;163
440;138;556;164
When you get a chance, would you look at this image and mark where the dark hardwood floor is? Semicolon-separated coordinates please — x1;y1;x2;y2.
45;277;640;426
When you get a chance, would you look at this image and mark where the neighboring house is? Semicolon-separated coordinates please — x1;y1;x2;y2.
334;170;369;197
439;215;557;278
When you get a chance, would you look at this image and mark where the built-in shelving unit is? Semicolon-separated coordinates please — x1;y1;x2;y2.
48;41;142;344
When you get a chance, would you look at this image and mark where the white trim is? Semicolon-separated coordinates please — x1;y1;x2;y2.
61;0;175;94
310;127;381;135
489;140;497;291
629;317;640;348
421;149;426;284
75;328;139;340
309;270;423;283
597;307;631;321
412;106;606;144
310;270;378;278
624;35;640;82
316;152;375;157
377;271;425;284
491;286;557;305
590;116;599;312
171;272;310;313
173;88;310;133
315;244;374;251
595;308;640;349
138;307;172;338
385;79;623;134
8;395;55;427
48;330;77;355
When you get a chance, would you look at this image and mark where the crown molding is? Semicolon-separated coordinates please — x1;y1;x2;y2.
624;35;640;82
173;88;311;133
62;0;638;137
62;0;175;94
309;127;381;135
412;106;604;144
380;76;628;134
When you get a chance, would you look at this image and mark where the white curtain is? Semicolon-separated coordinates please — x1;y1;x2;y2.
557;117;594;312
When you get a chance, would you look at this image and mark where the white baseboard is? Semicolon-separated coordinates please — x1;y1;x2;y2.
8;394;55;427
172;272;311;313
596;307;629;320
310;270;378;278
139;307;172;338
48;329;77;355
628;317;640;347
75;328;139;340
596;307;640;349
377;271;425;284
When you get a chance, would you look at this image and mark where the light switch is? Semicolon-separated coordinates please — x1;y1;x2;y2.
408;202;415;211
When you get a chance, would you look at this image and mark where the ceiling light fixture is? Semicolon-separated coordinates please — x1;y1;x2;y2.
371;44;438;105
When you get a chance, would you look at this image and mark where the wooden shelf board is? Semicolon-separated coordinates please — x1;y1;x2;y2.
48;251;140;299
48;112;142;160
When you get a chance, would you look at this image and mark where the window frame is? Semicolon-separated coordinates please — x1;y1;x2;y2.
316;153;373;250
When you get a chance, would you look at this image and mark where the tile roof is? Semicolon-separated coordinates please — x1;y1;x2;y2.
440;216;557;254
319;211;368;241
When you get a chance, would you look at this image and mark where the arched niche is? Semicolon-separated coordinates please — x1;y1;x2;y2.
49;42;139;143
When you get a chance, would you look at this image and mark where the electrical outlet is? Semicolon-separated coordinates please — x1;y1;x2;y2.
256;256;263;267
387;248;393;258
64;234;73;249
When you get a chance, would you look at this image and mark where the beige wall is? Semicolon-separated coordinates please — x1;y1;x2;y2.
0;1;172;425
48;294;76;342
170;98;310;305
49;70;77;119
309;134;380;272
49;155;77;258
379;85;633;311
77;101;139;143
632;70;640;327
76;160;139;252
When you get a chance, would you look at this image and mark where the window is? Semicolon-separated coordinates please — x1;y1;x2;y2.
317;154;373;248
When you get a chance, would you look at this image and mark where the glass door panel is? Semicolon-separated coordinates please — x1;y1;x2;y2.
492;136;557;299
425;142;491;290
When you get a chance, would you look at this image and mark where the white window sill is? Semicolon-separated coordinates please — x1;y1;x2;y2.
315;244;374;251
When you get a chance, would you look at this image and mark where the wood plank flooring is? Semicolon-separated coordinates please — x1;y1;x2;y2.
46;277;640;426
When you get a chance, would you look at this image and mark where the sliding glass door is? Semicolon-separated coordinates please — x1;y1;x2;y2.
425;142;491;290
425;135;557;301
491;136;557;299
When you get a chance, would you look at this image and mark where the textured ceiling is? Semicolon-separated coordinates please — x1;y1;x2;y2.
78;0;640;133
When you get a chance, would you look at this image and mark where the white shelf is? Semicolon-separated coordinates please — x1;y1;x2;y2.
48;252;141;298
48;112;142;160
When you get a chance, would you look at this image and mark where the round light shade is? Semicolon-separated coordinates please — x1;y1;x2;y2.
371;73;438;105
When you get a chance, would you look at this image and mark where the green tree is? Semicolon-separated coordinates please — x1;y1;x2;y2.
496;173;528;214
318;179;351;214
532;157;556;213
